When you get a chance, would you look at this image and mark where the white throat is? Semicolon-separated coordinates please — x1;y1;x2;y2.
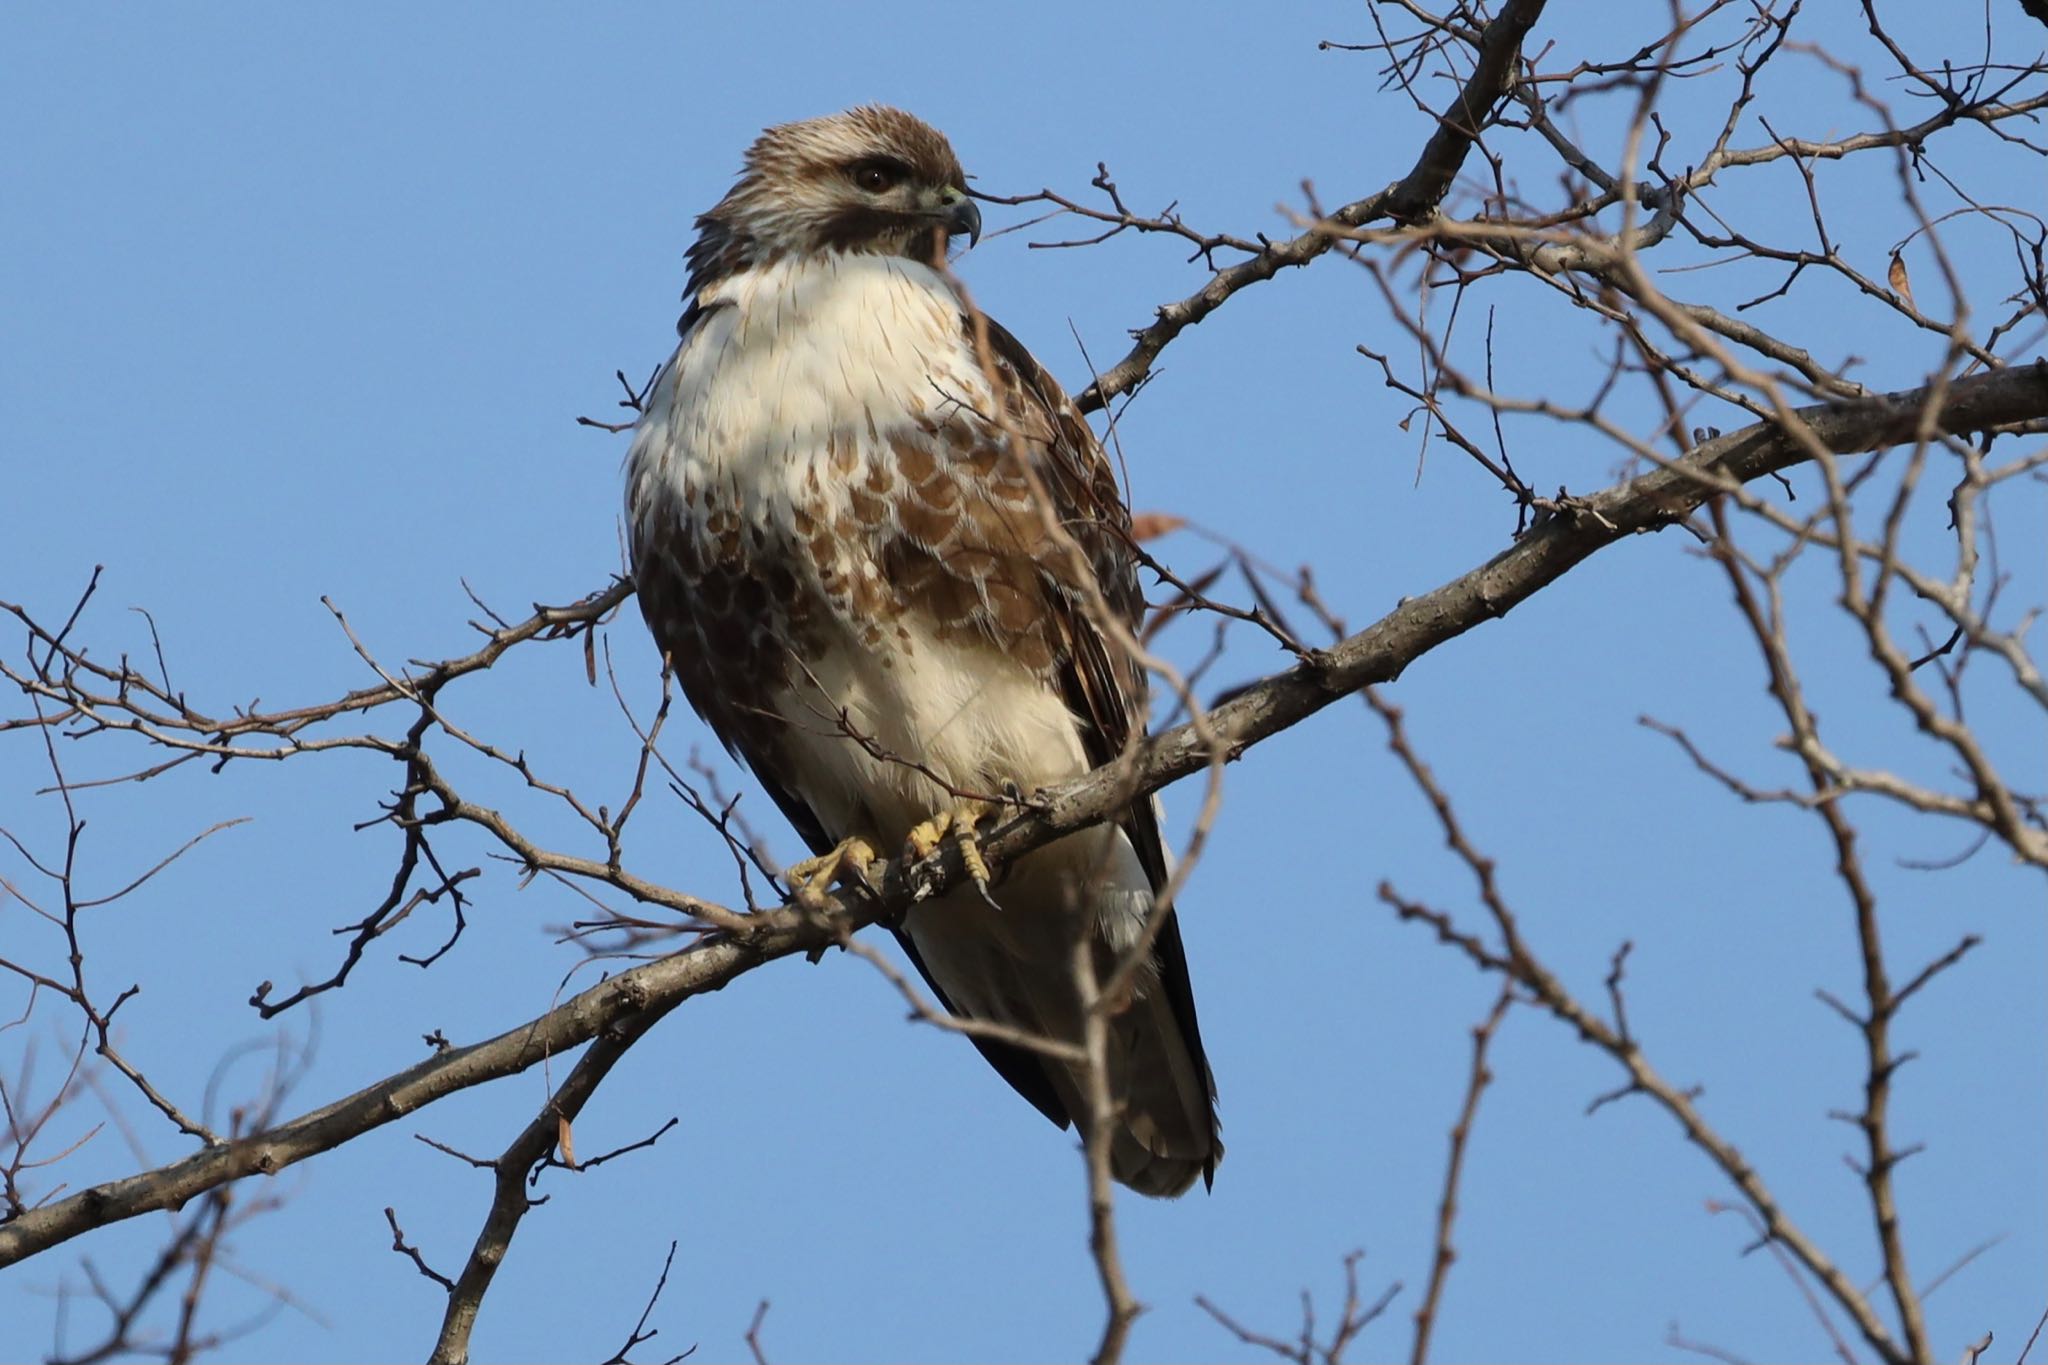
629;254;978;519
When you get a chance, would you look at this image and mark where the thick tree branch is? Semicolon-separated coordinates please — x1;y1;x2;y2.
1045;363;2048;852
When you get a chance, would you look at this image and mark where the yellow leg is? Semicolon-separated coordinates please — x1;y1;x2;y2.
782;835;878;909
904;799;996;893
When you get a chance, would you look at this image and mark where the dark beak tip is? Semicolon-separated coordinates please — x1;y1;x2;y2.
951;198;983;248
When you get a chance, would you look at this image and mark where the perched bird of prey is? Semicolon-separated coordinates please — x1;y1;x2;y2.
623;106;1220;1196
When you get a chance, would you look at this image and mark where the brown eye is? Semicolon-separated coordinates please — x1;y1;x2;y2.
849;159;907;194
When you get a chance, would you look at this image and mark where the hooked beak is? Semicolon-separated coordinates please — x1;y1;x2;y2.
938;189;982;248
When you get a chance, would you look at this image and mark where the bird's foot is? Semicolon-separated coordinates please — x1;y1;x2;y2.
904;800;998;904
782;835;878;910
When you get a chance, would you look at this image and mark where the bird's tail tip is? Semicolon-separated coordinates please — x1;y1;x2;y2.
1111;1126;1223;1198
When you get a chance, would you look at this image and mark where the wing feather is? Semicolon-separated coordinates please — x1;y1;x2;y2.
947;314;1220;1171
965;317;1169;885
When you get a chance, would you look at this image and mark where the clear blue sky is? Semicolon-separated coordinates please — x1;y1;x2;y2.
3;4;2041;1362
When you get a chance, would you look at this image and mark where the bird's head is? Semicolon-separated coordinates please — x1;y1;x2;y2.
687;106;981;287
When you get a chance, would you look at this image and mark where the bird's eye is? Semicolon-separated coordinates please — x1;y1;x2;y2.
850;159;907;194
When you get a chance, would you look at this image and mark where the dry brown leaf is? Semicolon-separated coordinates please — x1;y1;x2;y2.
557;1113;578;1169
1128;511;1187;543
1888;251;1915;308
584;627;598;686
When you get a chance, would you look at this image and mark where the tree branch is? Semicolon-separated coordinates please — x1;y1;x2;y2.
1074;0;1550;411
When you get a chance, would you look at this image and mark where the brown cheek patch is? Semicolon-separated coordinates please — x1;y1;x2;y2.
815;204;917;255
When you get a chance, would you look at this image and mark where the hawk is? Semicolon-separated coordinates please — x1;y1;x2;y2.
624;106;1221;1196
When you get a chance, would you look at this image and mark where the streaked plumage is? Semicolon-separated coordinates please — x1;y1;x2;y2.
624;106;1221;1195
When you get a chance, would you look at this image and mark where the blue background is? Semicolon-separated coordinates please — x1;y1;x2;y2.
3;4;2041;1361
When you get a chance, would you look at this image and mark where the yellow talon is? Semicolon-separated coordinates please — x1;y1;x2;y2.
904;801;995;893
783;835;877;909
904;810;951;862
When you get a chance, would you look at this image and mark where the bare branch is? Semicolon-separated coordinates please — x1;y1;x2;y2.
1410;985;1513;1365
1073;0;1553;411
